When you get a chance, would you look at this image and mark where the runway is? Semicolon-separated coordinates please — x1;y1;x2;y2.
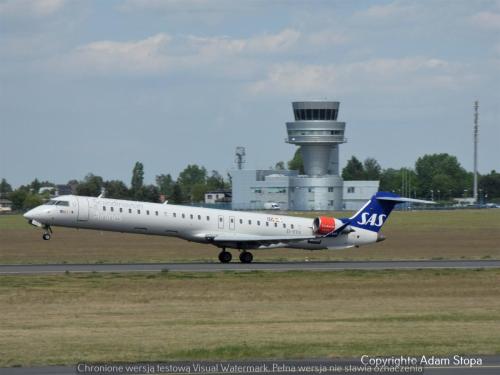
1;259;499;274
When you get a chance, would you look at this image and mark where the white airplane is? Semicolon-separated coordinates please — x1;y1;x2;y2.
23;192;432;263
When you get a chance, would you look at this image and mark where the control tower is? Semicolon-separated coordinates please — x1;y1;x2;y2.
286;101;347;210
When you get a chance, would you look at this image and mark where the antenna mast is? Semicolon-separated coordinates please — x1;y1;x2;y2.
473;100;479;203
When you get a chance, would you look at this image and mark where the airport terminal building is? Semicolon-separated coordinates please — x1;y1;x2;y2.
231;101;379;211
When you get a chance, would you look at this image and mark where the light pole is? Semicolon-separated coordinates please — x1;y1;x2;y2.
430;189;434;201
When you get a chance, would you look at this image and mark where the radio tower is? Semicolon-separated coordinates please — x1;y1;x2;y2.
235;147;246;170
473;101;479;203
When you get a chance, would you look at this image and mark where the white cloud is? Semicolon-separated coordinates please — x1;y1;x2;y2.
471;11;500;30
62;33;172;75
0;0;66;17
188;29;301;58
248;57;467;96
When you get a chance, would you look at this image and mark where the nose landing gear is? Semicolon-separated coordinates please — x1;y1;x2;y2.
42;226;52;241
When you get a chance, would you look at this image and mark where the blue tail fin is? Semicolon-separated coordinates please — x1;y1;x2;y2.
349;192;434;232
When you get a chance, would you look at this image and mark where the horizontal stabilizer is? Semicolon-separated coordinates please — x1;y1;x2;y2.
376;196;435;205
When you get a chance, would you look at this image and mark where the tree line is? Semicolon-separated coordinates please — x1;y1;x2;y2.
0;162;230;211
1;152;499;211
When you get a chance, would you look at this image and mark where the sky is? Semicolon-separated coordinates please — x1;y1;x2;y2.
1;0;499;188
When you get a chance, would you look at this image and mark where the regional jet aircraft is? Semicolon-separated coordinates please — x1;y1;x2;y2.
23;192;432;263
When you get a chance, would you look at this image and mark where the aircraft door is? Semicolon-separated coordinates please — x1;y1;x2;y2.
218;215;224;229
77;197;89;221
229;216;235;230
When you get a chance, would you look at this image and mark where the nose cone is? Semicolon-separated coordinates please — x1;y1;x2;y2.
24;209;36;221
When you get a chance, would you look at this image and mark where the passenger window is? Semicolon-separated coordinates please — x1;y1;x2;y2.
266;222;269;227
239;219;243;224
128;209;132;214
257;220;261;226
146;210;150;215
110;207;114;212
283;223;286;228
155;211;158;216
291;224;294;229
206;216;210;221
274;223;278;227
198;215;201;220
173;213;177;217
119;208;123;213
103;206;106;211
137;210;141;214
190;214;194;219
248;220;252;225
182;213;185;219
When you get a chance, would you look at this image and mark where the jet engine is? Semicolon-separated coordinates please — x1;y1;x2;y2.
313;216;343;235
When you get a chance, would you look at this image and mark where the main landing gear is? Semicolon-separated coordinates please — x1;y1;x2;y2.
218;249;232;263
217;249;254;263
42;226;52;241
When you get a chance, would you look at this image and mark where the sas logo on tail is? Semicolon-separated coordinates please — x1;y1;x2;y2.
357;213;387;227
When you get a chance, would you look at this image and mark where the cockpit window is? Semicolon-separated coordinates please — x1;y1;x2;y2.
56;201;70;206
46;200;57;205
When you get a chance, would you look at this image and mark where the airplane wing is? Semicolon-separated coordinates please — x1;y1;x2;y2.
198;233;316;246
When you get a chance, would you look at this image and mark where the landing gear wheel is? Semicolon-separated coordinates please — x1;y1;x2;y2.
218;250;232;263
42;233;51;241
239;251;253;264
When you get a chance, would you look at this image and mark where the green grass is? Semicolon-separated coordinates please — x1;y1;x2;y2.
1;269;499;366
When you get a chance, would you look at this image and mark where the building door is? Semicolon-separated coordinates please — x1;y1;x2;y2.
229;216;235;230
77;197;89;221
218;215;224;229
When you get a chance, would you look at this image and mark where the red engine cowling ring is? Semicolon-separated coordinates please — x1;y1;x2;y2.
313;216;336;234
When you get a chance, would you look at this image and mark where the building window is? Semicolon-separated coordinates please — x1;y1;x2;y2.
325;108;332;119
306;109;312;120
319;109;326;120
313;108;319;119
329;200;334;206
207;194;212;199
300;109;306;120
328;187;334;192
348;187;355;193
308;188;313;193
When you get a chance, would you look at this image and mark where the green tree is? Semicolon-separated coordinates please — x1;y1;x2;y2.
415;153;468;198
156;174;175;197
288;148;305;174
480;170;500;199
136;185;160;203
76;174;104;196
8;189;28;210
379;168;417;196
342;156;365;180
22;193;43;210
363;158;382;180
178;164;207;202
29;178;41;193
206;170;227;191
191;183;208;202
131;162;144;198
0;178;12;195
170;183;184;203
104;180;130;199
